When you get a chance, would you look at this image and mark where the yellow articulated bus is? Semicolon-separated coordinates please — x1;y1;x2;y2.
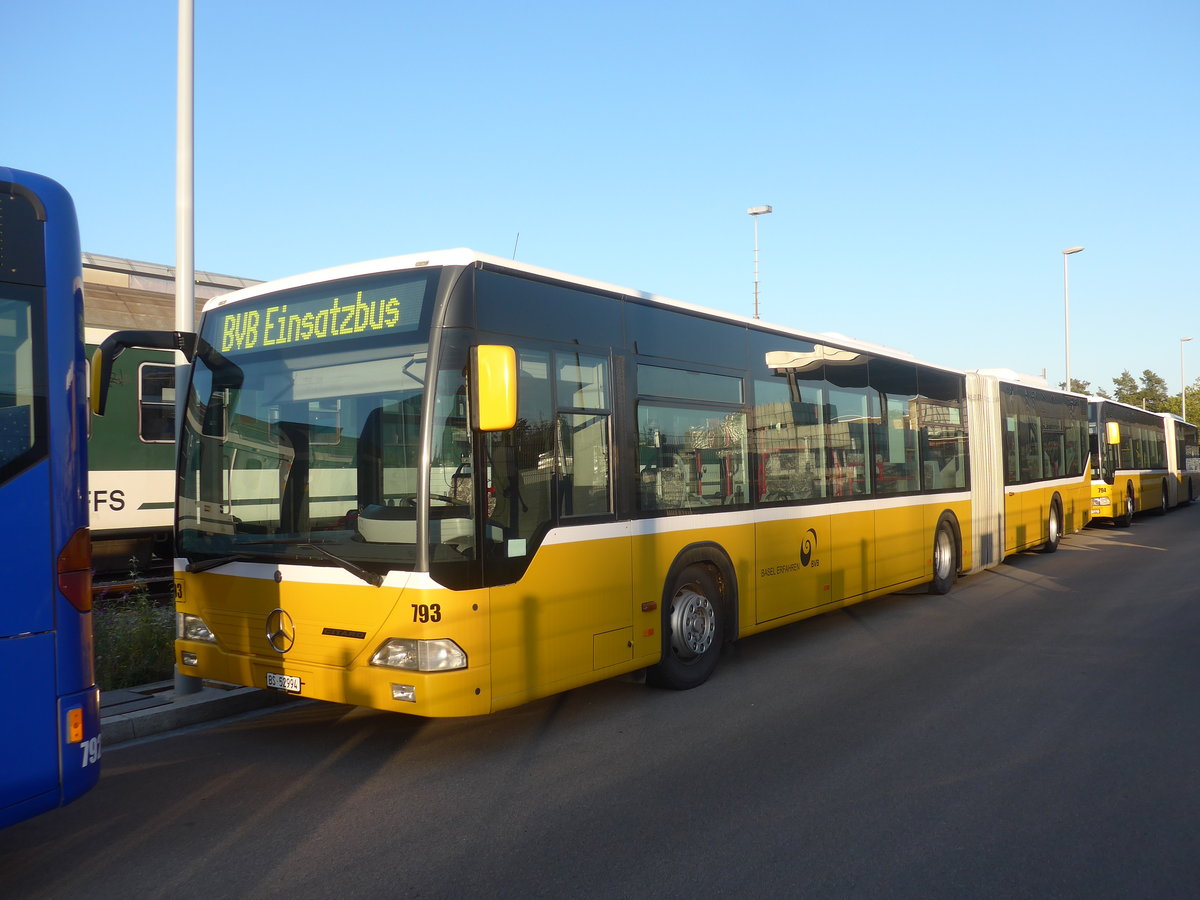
1087;399;1179;525
967;372;1091;565
92;250;1090;717
1163;414;1199;507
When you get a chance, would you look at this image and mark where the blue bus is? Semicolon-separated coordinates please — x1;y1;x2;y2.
0;167;101;828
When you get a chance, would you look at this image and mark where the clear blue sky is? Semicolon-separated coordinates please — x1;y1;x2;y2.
6;1;1197;394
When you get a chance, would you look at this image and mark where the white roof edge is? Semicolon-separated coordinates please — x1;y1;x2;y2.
972;368;1093;398
196;248;962;374
1088;394;1178;416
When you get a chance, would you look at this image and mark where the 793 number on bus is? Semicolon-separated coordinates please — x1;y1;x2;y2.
412;603;442;623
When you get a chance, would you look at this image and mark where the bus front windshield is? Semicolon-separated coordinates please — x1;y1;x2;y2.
176;271;474;578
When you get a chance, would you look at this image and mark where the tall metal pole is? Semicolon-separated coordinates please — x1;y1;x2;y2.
748;205;772;319
752;215;761;319
175;0;200;695
1062;246;1084;390
1182;337;1193;422
176;0;194;353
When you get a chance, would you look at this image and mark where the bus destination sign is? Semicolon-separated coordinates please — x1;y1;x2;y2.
217;281;424;354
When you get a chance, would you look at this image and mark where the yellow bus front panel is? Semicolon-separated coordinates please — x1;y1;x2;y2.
175;568;494;718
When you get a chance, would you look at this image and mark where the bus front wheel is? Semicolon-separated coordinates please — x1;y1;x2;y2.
1115;489;1134;527
647;564;724;690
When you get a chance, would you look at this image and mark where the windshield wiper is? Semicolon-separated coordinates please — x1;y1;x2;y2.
186;554;255;574
184;539;290;573
300;543;384;588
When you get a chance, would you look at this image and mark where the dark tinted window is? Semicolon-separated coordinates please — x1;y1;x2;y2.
869;360;920;494
916;368;967;491
0;286;46;483
627;302;747;369
475;268;622;347
638;364;742;403
0;186;48;484
0;185;46;287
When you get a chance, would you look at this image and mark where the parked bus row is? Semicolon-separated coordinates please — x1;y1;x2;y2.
90;249;1198;720
1088;399;1199;524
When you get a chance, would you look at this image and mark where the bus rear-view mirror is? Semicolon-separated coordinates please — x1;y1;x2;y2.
471;345;517;432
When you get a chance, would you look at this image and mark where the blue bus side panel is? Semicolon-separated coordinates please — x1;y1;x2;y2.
0;461;54;638
0;632;59;828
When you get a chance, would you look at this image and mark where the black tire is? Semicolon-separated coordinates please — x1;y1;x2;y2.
647;564;724;690
1115;487;1134;528
928;520;957;595
1041;500;1062;553
1156;480;1169;515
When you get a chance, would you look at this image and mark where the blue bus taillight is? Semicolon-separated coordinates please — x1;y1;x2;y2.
66;707;85;744
57;527;93;613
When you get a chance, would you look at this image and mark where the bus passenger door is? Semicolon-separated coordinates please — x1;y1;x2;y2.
755;515;831;622
483;348;631;707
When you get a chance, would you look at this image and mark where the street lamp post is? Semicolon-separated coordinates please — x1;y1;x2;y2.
1062;246;1084;390
1182;337;1193;422
748;205;773;319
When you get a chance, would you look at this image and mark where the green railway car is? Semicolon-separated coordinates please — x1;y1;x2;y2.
82;254;257;573
85;329;177;570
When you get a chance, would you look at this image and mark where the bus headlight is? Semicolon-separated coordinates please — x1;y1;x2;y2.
370;638;467;671
176;612;217;643
1092;497;1111;506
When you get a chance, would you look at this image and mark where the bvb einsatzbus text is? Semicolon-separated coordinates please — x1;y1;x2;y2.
220;292;404;352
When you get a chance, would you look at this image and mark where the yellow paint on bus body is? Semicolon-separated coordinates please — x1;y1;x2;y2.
176;496;984;718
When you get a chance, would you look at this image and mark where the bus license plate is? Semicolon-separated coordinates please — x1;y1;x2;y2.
266;672;301;693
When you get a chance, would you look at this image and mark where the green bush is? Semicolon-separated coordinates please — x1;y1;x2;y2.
93;561;175;691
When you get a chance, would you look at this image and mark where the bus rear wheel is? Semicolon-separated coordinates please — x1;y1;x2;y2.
647;564;724;690
928;520;957;595
1041;500;1062;553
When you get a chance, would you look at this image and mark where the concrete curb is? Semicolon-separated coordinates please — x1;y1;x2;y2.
101;680;295;746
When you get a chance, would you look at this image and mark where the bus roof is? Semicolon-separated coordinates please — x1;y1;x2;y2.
201;248;964;376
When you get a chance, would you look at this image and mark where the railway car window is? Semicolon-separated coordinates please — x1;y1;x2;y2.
139;363;175;442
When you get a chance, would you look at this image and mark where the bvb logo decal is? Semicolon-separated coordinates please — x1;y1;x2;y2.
800;528;817;567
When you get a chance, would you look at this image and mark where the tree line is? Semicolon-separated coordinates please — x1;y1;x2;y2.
1061;371;1199;424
